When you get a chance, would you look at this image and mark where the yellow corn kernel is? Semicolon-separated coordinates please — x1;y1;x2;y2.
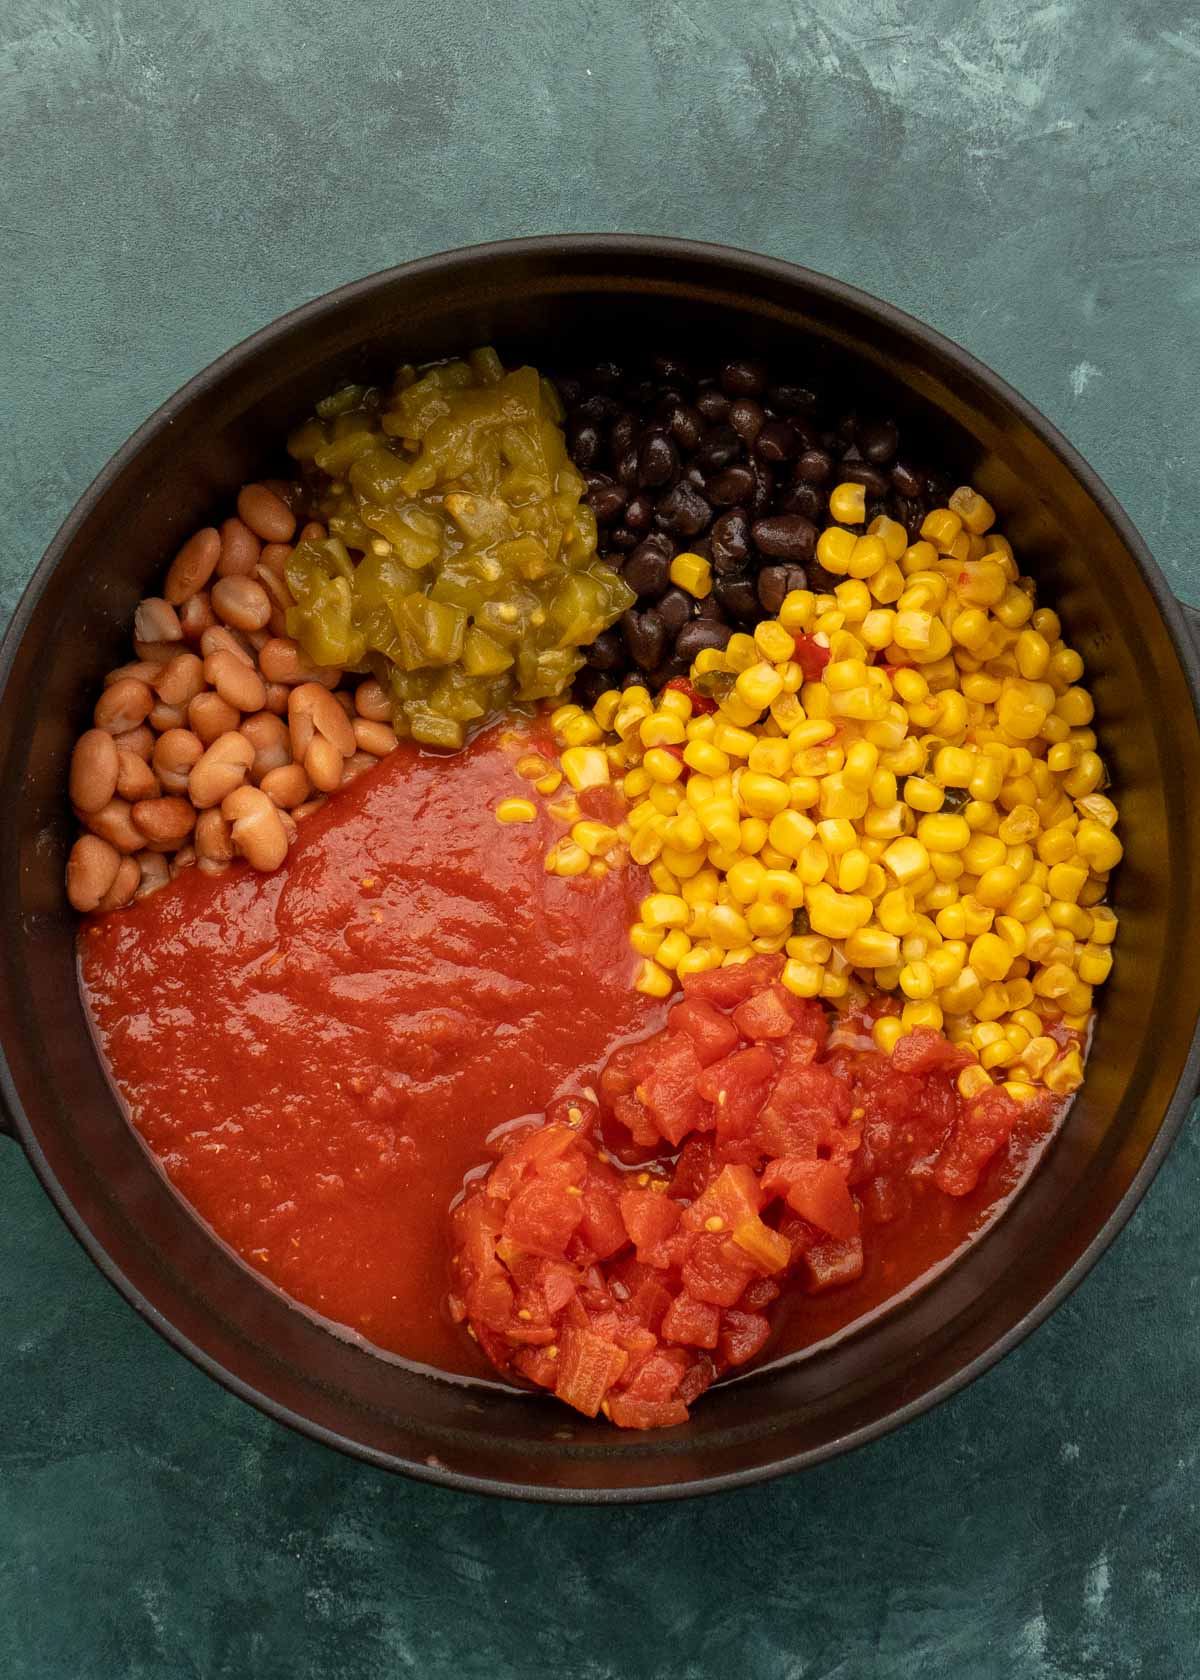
778;589;817;633
648;782;683;817
629;922;665;958
653;929;690;971
1078;943;1114;985
1074;818;1123;873
744;902;791;939
755;871;804;912
929;852;965;884
844;927;901;968
1061;751;1104;798
629;827;663;868
839;740;876;790
931;746;972;789
815;526;857;576
767;809;817;860
497;797;540;827
898;1000;942;1033
798;841;831;885
844;535;885;580
640;892;689;931
829;481;867;523
725;856;766;905
746;737;792;778
837;848;871;893
1045;860;1087;904
739;818;769;856
634;958;674;998
738;771;791;818
733;662;783;713
547;839;591;878
1043;1050;1084;1096
1088;905;1118;946
883;836;931;884
925;945;963;989
710;722;755;760
998;805;1040;846
750;618;793;663
947;486;994;535
806;882;873;939
900;776;941;815
970;932;1013;982
869;1016;903;1054
641;747;682;785
877;888;916;937
916;813;971;854
898;960;935;1000
706;904;753;951
938;967;983;1015
920;508;962;551
815;818;857;856
571;821;619;857
639;712;685;749
560;746;610;791
590;690;622;731
779;959;822;998
669;551;713;599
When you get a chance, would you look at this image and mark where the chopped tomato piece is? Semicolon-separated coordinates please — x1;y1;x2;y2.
577;1178;628;1259
670;1136;718;1201
696;1045;776;1141
512;1346;559;1389
662;675;717;715
891;1026;973;1076
731;1215;792;1274
679;953;785;1008
755;1058;853;1159
681;1163;762;1232
792;632;830;680
934;1086;1021;1195
668;997;741;1065
503;1178;584;1259
636;1031;711;1145
661;1292;721;1348
554;1328;629;1417
762;1157;860;1240
803;1233;865;1292
681;1231;757;1306
731;984;799;1041
619;1187;681;1254
607;1394;689;1429
718;1309;772;1367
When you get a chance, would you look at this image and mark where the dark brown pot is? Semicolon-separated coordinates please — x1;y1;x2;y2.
2;236;1198;1502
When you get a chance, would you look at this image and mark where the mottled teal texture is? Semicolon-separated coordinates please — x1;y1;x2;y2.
2;2;1199;1675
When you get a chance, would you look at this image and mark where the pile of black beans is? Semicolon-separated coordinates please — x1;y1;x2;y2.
555;354;954;707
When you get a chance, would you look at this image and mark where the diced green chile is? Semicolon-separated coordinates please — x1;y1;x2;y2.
287;352;633;747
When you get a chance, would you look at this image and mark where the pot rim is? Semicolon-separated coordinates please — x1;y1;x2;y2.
3;232;1199;1503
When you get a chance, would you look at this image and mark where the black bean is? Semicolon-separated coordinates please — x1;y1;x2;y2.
621;669;647;691
695;425;742;473
757;564;808;614
897;497;926;540
568;420;603;470
706;464;756;507
729;398;766;444
652;354;692;385
710;507;752;572
585;628;625;671
685;465;708;490
638;432;678;488
608;527;639;550
714;570;761;621
751;513;817;562
720;359;768;398
890;459;924;499
609;412;639;459
622;608;666;670
754;419;800;463
838;460;892;496
695;386;731;423
649;653;690;688
623;377;658;408
623;492;657;532
927;469;953;504
780;481;826;522
585;474;628;525
576;393;621;424
574;667;612;709
624;535;674;597
807;562;845;595
747;458;775;518
616;447;639;488
857;419;899;464
656;479;712;537
555;376;583;408
667;402;704;451
656;586;693;638
794;448;834;485
832;412;858;446
587;361;623;391
767;382;818;413
676;619;734;660
695;590;724;619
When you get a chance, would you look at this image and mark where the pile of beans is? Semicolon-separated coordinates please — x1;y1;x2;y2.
558;355;952;706
65;482;398;912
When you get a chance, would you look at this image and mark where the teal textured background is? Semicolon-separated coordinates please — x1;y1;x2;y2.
2;3;1199;1675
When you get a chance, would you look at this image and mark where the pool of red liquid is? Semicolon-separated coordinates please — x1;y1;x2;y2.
80;721;1060;1383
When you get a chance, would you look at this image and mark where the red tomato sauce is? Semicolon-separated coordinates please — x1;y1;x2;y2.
79;723;658;1378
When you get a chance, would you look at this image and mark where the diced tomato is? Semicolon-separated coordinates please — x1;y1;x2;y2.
607;1394;690;1429
611;1090;660;1149
661;675;717;716
624;1346;688;1401
637;1032;712;1145
512;1346;559;1389
681;1231;757;1306
792;632;830;680
670;1136;718;1201
933;1086;1021;1196
538;1261;580;1317
762;1157;860;1240
619;1188;681;1254
503;1177;584;1259
755;1058;853;1159
680;953;785;1009
730;1215;793;1274
741;1275;782;1312
681;1163;762;1233
803;1233;865;1292
718;1309;772;1367
628;1275;675;1332
554;1328;629;1417
678;1355;716;1406
696;1045;777;1141
577;1178;628;1260
661;1292;721;1348
668;997;741;1065
465;1269;515;1332
731;984;799;1041
891;1026;974;1076
599;1042;641;1102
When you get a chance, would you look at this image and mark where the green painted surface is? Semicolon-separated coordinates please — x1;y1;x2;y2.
2;3;1198;1674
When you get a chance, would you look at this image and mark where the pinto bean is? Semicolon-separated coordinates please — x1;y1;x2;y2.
104;660;163;689
212;576;272;633
299;520;326;544
66;835;122;911
352;718;398;757
170;845;196;878
94;678;154;734
131;797;196;847
69;729;119;814
354;678;391;722
188;731;255;809
237;483;296;544
113;724;155;762
204;649;266;714
195;808;234;862
277;807;299;847
240;711;291;781
263;682;289;715
288;682;356;760
133;598;182;645
164;528;220;604
305;735;345;793
259;762;310;809
292;797;327;821
188;692;242;745
148;701;187;734
256;565;291;614
258;637;339;687
154;651;205;708
216;516;262;579
135;851;170;898
178;592;217;643
97;855;140;912
340;751;376;786
153;728;204;794
115;750;160;802
82;799;144;853
133;638;186;666
258;542;291;580
222;784;289;871
200;625;255;665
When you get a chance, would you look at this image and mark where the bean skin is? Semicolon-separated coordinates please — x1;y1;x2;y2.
637;432;677;488
754;419;800;463
178;592;217;643
654;480;711;537
133;598;182;645
655;586;693;638
83;799;144;853
676;619;734;660
240;711;292;782
112;724;154;762
794;448;834;484
857;419;899;464
757;564;809;614
706;465;755;508
584;628;624;672
223;785;288;871
148;701;187;734
352;718;398;757
204;649;267;714
154;651;206;709
195;809;235;862
729;398;765;444
305;734;346;793
211;576;272;633
621;608;666;671
623;537;674;598
259;763;311;809
714;571;760;621
354;678;392;722
134;851;170;898
69;729;119;814
719;360;768;398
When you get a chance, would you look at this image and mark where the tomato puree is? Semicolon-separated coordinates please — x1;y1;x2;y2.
80;723;655;1377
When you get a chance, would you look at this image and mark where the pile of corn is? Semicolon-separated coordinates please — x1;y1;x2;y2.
508;484;1122;1099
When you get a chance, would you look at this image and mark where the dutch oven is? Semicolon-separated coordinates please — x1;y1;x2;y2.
2;236;1198;1501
